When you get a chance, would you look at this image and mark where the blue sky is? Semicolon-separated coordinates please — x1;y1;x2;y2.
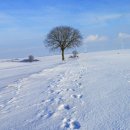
0;0;130;58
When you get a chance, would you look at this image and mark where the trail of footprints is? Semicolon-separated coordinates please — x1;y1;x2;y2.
36;71;84;129
24;67;85;129
1;66;84;129
61;118;81;129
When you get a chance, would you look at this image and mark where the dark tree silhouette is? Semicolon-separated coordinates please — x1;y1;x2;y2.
45;26;82;61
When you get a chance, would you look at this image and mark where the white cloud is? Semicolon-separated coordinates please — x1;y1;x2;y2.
118;32;130;39
84;35;108;43
98;14;122;22
77;13;123;26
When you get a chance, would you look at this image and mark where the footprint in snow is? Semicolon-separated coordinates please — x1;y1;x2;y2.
54;89;62;95
61;118;81;129
78;83;82;86
44;98;54;103
49;89;54;93
71;94;83;99
44;111;54;119
36;110;45;119
79;76;82;79
58;104;70;110
70;120;81;129
61;118;70;128
67;88;75;92
66;88;70;91
47;85;51;88
26;110;54;124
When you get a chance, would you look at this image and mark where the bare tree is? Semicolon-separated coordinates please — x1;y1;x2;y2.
45;26;82;61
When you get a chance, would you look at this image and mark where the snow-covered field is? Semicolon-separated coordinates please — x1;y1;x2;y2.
0;50;130;130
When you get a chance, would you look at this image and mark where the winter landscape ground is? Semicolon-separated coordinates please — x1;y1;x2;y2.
0;50;130;130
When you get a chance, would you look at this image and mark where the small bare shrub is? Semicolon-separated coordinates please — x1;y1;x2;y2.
72;50;78;58
28;55;34;62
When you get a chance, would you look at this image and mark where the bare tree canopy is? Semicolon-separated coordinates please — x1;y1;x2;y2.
45;26;82;60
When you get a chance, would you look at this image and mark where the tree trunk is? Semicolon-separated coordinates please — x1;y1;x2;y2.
61;49;65;61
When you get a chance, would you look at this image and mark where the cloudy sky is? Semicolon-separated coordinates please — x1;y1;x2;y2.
0;0;130;58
